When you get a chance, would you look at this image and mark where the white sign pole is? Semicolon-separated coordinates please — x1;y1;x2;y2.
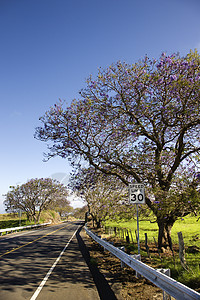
129;183;145;255
136;204;140;255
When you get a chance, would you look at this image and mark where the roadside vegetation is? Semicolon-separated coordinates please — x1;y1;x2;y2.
0;205;87;232
0;210;62;231
105;215;200;246
0;213;28;229
97;214;200;290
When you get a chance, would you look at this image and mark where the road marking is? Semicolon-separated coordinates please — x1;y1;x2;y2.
0;224;70;258
30;227;79;300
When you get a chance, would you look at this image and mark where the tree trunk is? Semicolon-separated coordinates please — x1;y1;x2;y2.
89;213;95;227
37;211;41;223
26;213;31;222
157;218;174;251
96;218;101;228
33;214;37;224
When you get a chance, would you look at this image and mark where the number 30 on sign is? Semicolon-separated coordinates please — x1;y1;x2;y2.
129;184;145;204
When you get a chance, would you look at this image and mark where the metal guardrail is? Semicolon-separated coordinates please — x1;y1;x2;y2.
85;226;200;300
0;222;51;235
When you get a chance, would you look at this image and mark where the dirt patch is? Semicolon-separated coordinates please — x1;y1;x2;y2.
83;230;170;300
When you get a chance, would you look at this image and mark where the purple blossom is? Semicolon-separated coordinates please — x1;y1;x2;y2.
157;62;163;69
166;57;173;64
196;173;200;182
158;78;164;84
170;75;177;81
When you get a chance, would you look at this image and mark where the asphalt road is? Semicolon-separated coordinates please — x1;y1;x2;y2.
0;221;100;300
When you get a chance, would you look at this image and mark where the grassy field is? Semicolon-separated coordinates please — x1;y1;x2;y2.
105;215;200;246
103;215;200;290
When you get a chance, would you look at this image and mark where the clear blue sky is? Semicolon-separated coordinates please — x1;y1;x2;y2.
0;0;200;212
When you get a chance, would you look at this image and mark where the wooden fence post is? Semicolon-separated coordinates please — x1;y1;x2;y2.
135;230;138;243
178;232;187;269
129;229;134;242
145;233;151;260
123;229;126;240
114;227;117;236
126;230;130;244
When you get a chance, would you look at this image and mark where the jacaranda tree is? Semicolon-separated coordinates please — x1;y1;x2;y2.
35;50;200;249
4;178;69;223
70;167;133;228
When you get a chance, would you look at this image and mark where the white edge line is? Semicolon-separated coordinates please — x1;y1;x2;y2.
30;226;79;300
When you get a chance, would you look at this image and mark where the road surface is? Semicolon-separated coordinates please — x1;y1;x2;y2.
0;221;100;300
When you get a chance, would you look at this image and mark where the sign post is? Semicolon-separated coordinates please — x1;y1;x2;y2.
18;209;22;226
136;204;140;254
129;183;145;255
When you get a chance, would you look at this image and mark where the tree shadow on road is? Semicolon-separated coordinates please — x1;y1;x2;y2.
76;226;117;300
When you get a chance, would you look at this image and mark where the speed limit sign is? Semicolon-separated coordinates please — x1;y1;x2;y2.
129;183;145;204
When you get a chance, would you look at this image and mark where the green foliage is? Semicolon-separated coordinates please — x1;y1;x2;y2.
178;271;200;291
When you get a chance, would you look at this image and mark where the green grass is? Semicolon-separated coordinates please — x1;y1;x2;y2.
171;216;200;245
103;215;200;290
104;215;200;244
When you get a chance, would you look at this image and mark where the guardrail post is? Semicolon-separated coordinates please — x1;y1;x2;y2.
117;246;126;268
156;269;171;300
130;254;141;277
102;238;108;252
